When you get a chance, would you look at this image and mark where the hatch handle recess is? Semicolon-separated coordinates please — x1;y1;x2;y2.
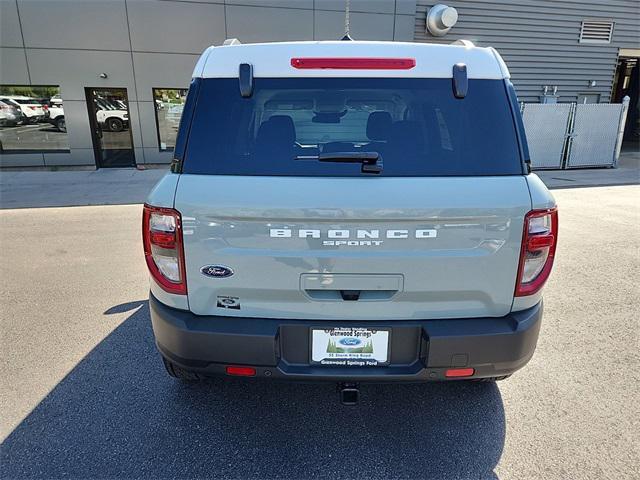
239;63;253;97
452;63;468;99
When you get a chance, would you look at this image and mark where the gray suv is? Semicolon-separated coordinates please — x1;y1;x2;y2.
143;41;558;400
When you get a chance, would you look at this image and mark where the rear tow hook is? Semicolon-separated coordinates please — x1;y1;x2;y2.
337;382;360;406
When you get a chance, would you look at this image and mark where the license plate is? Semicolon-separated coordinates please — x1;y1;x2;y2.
311;327;390;366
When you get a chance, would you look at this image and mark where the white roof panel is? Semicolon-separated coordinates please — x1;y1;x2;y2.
194;41;510;80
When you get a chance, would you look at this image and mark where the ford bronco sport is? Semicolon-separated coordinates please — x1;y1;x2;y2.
144;40;558;394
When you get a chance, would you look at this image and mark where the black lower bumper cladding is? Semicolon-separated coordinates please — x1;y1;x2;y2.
150;293;542;382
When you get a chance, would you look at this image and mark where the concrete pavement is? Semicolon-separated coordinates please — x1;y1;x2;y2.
1;185;638;479
535;148;639;189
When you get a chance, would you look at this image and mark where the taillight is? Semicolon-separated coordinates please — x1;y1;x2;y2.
226;366;256;377
142;204;187;295
445;368;475;378
515;208;559;296
290;57;416;70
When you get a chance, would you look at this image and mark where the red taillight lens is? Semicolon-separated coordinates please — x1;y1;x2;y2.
515;208;559;297
290;57;416;70
149;230;176;249
226;366;256;377
445;368;475;378
142;204;187;295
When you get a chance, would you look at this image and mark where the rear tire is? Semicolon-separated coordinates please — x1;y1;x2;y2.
162;357;205;381
106;117;124;132
55;116;66;133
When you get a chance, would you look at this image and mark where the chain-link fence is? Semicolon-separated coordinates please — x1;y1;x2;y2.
521;97;630;170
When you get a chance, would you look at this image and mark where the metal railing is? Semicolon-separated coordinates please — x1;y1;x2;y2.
521;96;630;170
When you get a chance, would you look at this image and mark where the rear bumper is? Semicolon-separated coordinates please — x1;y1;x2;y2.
150;293;543;382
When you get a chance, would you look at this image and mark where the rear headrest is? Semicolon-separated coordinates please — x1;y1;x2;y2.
366;111;392;141
256;115;296;146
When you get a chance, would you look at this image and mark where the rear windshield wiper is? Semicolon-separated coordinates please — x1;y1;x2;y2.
295;151;383;174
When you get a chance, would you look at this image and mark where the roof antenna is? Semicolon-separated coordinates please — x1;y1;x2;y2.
341;0;353;40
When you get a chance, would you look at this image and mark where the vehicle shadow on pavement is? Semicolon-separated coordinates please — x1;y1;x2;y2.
1;302;505;480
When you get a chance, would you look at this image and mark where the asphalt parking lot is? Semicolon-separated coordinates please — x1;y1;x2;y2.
0;184;638;479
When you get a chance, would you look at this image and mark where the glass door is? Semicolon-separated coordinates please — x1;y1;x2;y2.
85;88;135;168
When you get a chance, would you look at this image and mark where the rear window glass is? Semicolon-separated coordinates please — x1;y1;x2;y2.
183;78;524;176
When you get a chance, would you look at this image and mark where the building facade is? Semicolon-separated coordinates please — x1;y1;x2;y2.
0;0;638;169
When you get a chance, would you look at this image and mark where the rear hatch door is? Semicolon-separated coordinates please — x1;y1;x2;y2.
176;175;530;320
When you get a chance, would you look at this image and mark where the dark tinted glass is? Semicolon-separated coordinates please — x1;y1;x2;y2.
183;78;524;176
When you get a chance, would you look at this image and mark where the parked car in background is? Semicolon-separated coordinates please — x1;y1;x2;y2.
50;94;63;106
0;96;45;123
0;99;24;126
46;104;66;132
94;98;129;132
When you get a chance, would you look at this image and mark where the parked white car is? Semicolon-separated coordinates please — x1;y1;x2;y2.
46;104;66;132
94;98;129;132
0;96;45;123
0;99;24;126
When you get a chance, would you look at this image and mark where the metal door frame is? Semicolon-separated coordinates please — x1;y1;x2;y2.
85;87;136;168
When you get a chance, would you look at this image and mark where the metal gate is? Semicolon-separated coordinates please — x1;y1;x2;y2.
522;97;630;170
522;104;572;169
566;103;628;168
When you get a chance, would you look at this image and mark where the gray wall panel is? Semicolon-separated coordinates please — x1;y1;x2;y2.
132;53;198;101
17;0;130;51
126;100;144;150
395;0;418;16
26;49;136;101
315;10;395;40
0;47;30;84
226;5;313;42
43;152;79;167
127;0;226;54
315;0;394;14
142;147;173;165
133;147;145;165
415;0;640;103
137;100;160;149
62;100;95;150
394;14;417;41
225;0;313;8
0;152;44;167
69;148;97;166
1;0;24;48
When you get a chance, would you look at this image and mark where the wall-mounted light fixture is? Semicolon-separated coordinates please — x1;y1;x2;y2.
98;72;108;79
588;80;597;87
426;4;459;37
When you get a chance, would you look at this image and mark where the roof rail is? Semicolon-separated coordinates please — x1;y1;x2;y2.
450;39;475;47
223;38;241;46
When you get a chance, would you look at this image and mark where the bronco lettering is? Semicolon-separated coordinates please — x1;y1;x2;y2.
269;228;437;240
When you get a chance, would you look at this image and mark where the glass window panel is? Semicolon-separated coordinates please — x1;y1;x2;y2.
0;85;69;152
153;88;188;151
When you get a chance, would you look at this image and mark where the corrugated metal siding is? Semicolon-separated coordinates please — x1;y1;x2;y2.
414;0;640;102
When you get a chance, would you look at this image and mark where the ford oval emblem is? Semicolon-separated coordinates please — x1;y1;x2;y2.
201;265;234;278
339;337;362;347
